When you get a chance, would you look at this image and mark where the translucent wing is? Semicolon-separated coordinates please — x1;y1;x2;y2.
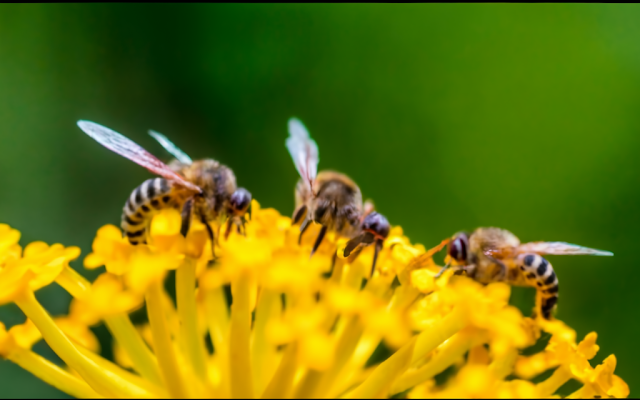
78;120;201;193
148;130;193;165
286;117;319;192
516;242;613;256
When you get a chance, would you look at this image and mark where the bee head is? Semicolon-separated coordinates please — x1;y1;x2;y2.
448;232;469;264
229;188;252;216
362;212;390;240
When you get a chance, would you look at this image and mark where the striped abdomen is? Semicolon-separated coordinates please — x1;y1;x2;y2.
516;253;559;319
121;177;177;245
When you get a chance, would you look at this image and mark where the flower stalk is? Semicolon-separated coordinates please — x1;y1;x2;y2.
7;348;101;399
145;280;187;398
14;289;153;398
229;271;255;398
176;257;209;390
104;314;162;387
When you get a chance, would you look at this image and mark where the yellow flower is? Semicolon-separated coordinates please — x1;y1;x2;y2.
0;200;629;398
68;272;144;325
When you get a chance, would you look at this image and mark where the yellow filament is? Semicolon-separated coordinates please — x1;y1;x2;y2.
261;342;298;399
489;347;518;379
346;337;417;398
146;280;187;398
342;263;364;289
536;366;572;397
328;333;382;398
251;289;280;395
75;344;166;397
204;287;230;397
176;258;209;387
55;265;92;299
391;329;480;395
292;369;323;399
104;313;162;387
229;271;254;398
567;385;592;399
410;306;467;365
8;348;102;399
14;289;154;398
387;284;419;313
313;316;365;398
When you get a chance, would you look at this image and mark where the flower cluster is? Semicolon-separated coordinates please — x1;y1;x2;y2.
0;203;629;398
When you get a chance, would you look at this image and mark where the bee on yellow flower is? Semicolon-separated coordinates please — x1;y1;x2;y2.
0;204;629;399
437;227;613;320
285;117;391;276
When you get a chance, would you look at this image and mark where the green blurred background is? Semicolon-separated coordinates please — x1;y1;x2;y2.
0;4;638;397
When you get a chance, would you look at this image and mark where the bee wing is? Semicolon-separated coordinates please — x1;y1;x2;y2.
286;117;319;191
516;241;614;256
78;120;202;194
148;130;193;165
483;247;518;259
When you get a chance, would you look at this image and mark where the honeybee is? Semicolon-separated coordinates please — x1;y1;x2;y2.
285;118;390;275
77;121;252;248
440;227;613;319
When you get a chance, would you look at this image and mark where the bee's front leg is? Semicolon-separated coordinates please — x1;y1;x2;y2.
455;265;472;277
485;255;508;281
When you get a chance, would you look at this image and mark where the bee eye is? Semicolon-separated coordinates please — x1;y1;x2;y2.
229;188;251;213
362;212;390;239
448;233;469;263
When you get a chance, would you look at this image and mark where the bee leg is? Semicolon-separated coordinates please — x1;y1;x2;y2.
485;255;507;281
310;225;328;258
201;216;217;259
299;218;312;245
344;233;366;257
453;266;469;276
434;262;452;279
330;251;338;273
370;239;383;278
224;218;233;241
180;198;194;237
344;232;375;257
292;205;307;225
